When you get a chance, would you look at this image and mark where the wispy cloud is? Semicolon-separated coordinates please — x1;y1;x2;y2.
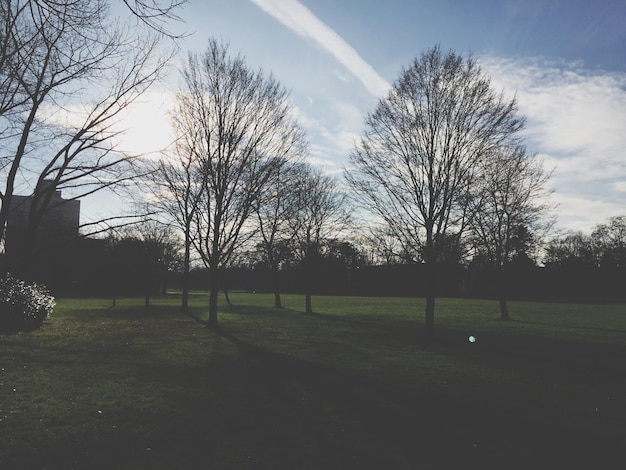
482;56;626;182
547;193;625;234
612;181;626;193
292;98;365;174
250;0;390;97
481;55;626;232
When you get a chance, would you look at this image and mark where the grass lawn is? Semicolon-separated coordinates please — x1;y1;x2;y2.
0;292;625;469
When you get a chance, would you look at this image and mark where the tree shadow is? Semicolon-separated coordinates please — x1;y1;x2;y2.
510;317;626;334
3;303;625;469
212;323;623;469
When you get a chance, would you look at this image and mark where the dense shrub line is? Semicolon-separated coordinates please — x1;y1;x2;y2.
0;274;55;332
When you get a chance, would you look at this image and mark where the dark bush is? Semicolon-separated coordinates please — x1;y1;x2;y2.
0;274;55;332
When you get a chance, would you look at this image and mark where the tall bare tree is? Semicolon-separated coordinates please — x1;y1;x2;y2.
467;144;554;320
346;46;525;329
174;39;302;328
254;155;306;309
288;164;349;314
0;0;179;275
148;130;205;313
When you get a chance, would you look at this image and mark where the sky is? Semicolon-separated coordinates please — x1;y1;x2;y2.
110;0;626;234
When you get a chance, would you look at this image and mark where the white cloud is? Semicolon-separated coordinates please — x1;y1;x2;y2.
612;181;626;193
293;99;365;172
305;154;339;170
481;55;626;184
480;55;626;231
550;192;625;233
250;0;390;97
38;90;176;158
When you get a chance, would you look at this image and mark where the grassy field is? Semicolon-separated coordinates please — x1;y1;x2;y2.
0;292;625;469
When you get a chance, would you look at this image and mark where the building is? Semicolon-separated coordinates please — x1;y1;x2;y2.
4;181;80;274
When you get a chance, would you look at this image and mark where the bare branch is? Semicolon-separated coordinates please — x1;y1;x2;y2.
0;0;174;274
121;0;188;38
345;45;526;328
158;38;304;325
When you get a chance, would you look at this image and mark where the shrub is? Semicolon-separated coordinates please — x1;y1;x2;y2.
0;274;55;332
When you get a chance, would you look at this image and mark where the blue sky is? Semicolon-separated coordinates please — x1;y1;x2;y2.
109;0;626;234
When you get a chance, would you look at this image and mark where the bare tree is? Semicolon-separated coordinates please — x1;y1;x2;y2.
288;164;349;314
591;215;626;269
104;218;181;306
467;144;554;320
358;223;420;266
0;0;177;275
132;218;182;306
346;46;525;329
148;133;205;313
254;155;306;309
544;231;595;268
174;39;302;328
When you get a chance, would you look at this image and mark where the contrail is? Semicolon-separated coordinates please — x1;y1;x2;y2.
250;0;390;97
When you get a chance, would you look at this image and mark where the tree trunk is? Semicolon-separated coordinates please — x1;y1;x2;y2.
498;265;511;321
143;258;151;307
0;194;13;254
145;283;153;307
499;297;510;321
0;104;39;248
304;252;313;314
423;226;436;330
425;294;435;329
424;249;436;330
181;270;189;313
272;265;282;308
208;267;219;329
181;234;191;313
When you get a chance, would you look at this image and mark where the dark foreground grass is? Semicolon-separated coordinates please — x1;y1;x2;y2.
0;293;625;469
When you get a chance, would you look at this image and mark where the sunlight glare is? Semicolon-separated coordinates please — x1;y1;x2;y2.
114;91;176;158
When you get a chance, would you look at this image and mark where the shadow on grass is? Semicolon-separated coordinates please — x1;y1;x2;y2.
214;326;474;469
215;317;625;469
211;301;626;392
510;317;626;334
3;300;625;469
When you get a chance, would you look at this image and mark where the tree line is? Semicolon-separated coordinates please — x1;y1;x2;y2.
4;2;617;331
144;40;554;329
36;213;624;307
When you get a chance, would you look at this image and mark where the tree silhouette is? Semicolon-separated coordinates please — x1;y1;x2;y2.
346;46;525;329
254;159;307;308
172;39;302;328
288;164;349;314
467;144;554;319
